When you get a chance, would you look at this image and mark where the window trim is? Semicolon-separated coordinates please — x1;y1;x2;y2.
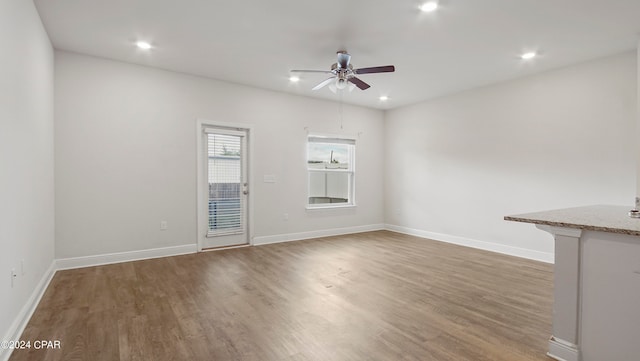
306;134;356;209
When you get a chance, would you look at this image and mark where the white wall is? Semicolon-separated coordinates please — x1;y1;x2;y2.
54;51;384;259
0;0;55;347
385;52;637;260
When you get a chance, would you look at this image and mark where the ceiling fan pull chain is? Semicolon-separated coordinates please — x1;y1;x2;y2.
339;92;344;130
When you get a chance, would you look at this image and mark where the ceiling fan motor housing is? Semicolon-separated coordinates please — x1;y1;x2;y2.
331;63;353;77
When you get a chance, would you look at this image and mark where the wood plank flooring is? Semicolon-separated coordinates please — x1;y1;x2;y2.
9;231;553;361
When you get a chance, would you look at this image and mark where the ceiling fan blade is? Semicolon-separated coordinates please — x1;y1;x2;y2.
348;76;370;90
290;69;333;74
312;76;336;91
354;65;395;74
337;52;351;69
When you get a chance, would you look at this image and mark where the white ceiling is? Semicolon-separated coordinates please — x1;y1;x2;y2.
34;0;640;109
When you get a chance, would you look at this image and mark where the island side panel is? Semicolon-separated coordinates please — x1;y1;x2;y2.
580;231;640;361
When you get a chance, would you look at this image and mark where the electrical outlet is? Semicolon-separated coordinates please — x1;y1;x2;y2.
160;221;168;230
283;213;289;221
11;268;17;288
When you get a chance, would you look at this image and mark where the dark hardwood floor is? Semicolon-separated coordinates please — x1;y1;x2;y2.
9;231;553;361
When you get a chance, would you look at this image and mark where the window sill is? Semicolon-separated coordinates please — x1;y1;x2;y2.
306;204;357;210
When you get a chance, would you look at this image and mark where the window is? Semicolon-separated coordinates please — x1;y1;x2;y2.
307;136;355;208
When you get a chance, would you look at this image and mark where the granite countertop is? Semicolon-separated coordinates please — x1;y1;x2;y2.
505;205;640;236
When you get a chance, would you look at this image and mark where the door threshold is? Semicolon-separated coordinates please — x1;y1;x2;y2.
201;243;250;252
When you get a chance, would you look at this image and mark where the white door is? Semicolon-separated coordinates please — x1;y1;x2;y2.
200;127;249;249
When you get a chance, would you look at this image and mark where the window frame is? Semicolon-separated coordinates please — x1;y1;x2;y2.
306;134;356;209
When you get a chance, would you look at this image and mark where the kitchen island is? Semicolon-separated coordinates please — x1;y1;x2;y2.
506;205;640;361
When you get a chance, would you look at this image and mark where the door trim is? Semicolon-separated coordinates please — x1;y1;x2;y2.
196;118;254;252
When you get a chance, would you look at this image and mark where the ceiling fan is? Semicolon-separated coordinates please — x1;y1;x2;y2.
291;51;395;91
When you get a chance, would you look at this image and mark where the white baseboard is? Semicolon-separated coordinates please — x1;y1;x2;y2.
547;336;579;361
56;244;198;270
1;260;56;361
252;224;385;246
385;224;554;264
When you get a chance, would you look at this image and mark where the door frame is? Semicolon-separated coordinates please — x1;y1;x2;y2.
196;118;254;251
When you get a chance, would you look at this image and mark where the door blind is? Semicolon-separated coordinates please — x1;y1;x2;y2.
207;133;243;235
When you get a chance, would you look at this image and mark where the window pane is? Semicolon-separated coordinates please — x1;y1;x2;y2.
308;172;349;204
208;134;242;231
307;136;355;207
308;143;349;170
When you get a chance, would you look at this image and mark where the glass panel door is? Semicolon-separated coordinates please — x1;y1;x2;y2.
201;128;248;248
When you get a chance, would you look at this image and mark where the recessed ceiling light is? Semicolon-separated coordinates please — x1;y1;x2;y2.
420;2;439;12
521;52;537;60
379;96;389;101
136;41;152;50
289;76;300;82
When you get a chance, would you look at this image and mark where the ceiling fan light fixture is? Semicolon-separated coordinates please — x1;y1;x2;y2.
335;77;348;90
420;2;439;12
136;41;152;50
521;51;537;60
